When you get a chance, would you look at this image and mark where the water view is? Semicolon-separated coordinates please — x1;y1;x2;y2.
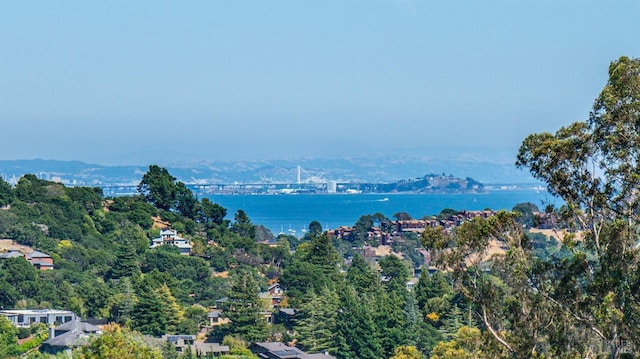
207;189;555;235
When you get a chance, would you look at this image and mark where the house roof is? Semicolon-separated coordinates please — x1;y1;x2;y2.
279;308;296;316
255;342;296;352
27;250;51;259
269;349;303;358
44;324;97;348
44;330;85;347
0;251;23;259
55;319;100;333
252;342;335;359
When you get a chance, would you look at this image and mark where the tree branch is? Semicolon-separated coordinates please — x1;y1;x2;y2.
481;306;514;353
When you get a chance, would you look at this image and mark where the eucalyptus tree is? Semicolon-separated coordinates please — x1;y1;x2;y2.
516;56;640;358
422;212;550;358
422;56;640;358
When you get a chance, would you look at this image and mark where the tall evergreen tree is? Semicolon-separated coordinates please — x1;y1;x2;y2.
230;210;255;239
131;289;167;336
162;339;179;359
346;253;379;295
335;288;382;359
295;287;339;354
0;177;13;206
373;288;408;357
414;270;452;318
379;255;410;293
303;233;341;279
108;243;140;280
225;272;268;343
156;284;184;334
138;165;178;211
108;277;138;325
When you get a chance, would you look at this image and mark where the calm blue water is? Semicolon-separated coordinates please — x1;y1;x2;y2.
204;190;557;236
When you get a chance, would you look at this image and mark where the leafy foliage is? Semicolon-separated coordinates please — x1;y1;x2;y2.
73;324;162;358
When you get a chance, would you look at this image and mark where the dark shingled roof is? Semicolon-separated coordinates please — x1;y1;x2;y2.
55;319;100;333
44;320;101;348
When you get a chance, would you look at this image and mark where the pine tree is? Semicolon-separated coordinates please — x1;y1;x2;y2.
373;288;407;357
162;339;179;359
295;287;339;354
156;284;184;334
335;288;382;359
108;243;140;280
225;272;268;343
303;233;340;279
109;277;138;325
403;290;420;347
131;289;167;336
346;254;379;295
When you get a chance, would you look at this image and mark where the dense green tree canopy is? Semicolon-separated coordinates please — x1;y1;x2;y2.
74;324;162;358
138;165;178;211
223;272;268;343
0;177;13;206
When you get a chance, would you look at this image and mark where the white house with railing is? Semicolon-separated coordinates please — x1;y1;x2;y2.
0;309;76;327
150;228;192;255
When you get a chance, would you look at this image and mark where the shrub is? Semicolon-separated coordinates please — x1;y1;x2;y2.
17;327;31;339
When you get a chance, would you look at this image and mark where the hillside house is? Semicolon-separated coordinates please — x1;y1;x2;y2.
0;309;76;327
259;283;284;309
42;319;102;355
207;309;230;327
26;250;54;270
0;249;23;259
0;249;54;270
150;228;192;255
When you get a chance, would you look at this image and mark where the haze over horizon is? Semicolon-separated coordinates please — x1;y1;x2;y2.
1;1;638;166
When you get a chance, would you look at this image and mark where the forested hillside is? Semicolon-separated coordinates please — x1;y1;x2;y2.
0;163;447;358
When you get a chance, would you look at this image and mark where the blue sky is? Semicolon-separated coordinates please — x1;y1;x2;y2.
1;0;638;165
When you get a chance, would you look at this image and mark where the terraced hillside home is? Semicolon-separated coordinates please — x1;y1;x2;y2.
150;228;192;255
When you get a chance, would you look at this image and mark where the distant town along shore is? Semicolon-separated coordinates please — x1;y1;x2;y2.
181;174;485;196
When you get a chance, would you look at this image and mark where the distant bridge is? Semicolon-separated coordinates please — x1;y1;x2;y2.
99;182;349;197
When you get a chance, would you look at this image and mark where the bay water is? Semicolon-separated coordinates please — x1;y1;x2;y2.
204;190;556;236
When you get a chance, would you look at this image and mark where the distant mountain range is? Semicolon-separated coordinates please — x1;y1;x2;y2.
0;155;537;187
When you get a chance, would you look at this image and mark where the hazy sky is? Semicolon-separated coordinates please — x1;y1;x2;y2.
1;1;638;165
